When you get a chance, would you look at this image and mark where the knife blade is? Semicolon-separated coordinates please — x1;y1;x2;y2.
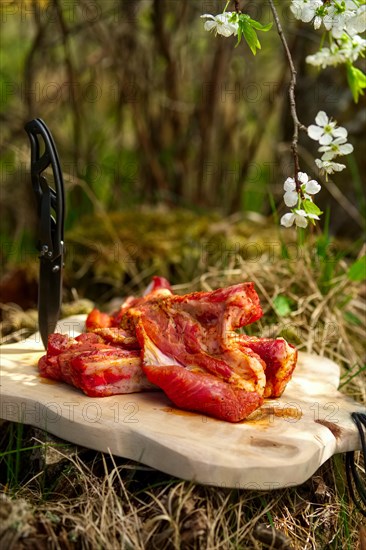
24;119;65;348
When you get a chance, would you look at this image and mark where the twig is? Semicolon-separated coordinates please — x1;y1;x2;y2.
54;0;82;170
268;0;306;193
23;12;45;117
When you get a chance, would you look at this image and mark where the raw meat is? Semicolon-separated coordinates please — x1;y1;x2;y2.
39;277;298;422
130;284;266;394
239;336;298;398
144;364;263;422
39;332;154;396
126;283;268;421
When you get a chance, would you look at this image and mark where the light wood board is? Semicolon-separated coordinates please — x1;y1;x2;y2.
0;315;364;489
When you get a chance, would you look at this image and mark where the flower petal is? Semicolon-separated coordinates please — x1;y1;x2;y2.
333;126;348;139
315;111;328;126
313;16;322;30
297;172;309;184
315;158;346;174
302;7;316;23
339;143;354;155
305;179;321;194
307;125;323;141
294;214;308;228
318;133;334;145
204;21;217;32
332;136;347;145
280;213;295;228
284;177;296;191
323;17;332;31
201;14;215;20
348;6;366;34
216;24;236;37
329;162;346;172
284;190;299;207
321;151;337;161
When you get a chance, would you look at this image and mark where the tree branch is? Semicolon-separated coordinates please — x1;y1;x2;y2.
268;0;306;193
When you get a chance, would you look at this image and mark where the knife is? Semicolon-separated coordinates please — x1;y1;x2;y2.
24;119;65;349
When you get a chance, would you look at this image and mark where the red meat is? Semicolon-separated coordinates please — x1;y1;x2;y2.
239;336;298;398
39;332;154;396
85;309;112;330
130;283;268;421
144;364;263;423
39;277;298;422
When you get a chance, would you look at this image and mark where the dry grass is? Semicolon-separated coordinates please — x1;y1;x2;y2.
0;443;364;549
194;252;366;402
1;245;365;549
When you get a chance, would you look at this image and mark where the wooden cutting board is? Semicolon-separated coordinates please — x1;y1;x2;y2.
0;315;364;489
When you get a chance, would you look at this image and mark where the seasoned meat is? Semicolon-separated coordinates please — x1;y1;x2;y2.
39;277;298;422
239;336;298;398
39;332;154;396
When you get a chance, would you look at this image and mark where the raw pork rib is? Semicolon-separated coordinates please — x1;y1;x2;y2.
238;336;297;398
121;283;267;421
39;332;154;397
127;283;266;392
39;277;172;397
38;276;298;422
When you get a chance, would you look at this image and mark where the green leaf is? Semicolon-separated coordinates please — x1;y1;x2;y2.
236;24;242;46
247;18;273;32
346;64;366;103
302;199;323;216
241;20;261;55
348;255;366;282
273;295;292;317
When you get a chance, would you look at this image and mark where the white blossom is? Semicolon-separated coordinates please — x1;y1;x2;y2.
283;172;321;207
306;35;366;67
201;12;238;37
328;2;366;38
291;0;365;37
313;6;329;30
306;45;344;68
347;5;366;35
307;111;348;145
290;0;323;24
319;137;354;160
280;209;319;229
283;178;299;207
303;177;321;195
341;34;366;63
325;1;354;37
315;158;346;175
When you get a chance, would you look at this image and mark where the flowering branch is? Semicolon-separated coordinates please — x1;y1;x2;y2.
292;0;366;102
199;1;362;231
267;0;306;194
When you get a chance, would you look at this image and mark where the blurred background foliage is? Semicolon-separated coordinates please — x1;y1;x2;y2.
0;0;365;303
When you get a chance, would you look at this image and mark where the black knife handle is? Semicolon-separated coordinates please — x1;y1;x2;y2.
24;118;65;260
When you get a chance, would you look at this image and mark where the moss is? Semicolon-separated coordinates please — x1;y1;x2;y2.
65;207;283;300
